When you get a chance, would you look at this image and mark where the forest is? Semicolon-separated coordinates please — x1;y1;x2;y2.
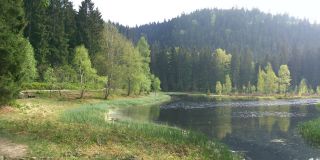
117;9;320;93
3;0;320;159
2;0;320;104
1;0;160;105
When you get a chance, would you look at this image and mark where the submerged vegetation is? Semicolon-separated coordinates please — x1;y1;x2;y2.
298;118;320;147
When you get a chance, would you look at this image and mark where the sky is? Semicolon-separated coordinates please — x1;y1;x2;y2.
71;0;320;27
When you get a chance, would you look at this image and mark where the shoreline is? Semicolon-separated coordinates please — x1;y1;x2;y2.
168;92;320;102
0;92;240;159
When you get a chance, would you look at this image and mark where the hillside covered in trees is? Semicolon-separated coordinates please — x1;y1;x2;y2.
2;0;320;105
0;0;160;104
117;9;320;93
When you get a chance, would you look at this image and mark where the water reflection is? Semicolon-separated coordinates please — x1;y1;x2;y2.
112;105;160;122
114;100;320;159
158;101;320;160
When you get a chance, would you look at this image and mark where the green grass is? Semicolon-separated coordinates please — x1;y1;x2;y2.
0;93;240;159
298;118;320;147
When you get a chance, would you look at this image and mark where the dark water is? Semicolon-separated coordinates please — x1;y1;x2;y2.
115;99;320;160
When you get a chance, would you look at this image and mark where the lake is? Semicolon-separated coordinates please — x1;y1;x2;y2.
114;98;320;160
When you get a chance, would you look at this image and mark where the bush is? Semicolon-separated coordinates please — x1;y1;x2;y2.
22;82;106;90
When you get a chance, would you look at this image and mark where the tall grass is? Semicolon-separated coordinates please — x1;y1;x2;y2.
0;93;240;159
58;93;239;159
298;118;320;146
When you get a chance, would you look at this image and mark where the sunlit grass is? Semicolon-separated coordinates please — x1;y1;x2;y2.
0;93;240;159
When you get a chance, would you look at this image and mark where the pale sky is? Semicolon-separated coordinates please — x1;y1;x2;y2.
71;0;320;27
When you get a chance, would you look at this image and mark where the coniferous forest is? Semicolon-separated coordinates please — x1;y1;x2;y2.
1;0;161;104
2;0;320;105
3;0;320;159
117;9;320;93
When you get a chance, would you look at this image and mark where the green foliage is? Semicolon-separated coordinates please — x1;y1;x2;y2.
54;65;77;83
76;0;104;57
0;0;37;104
73;45;98;98
251;85;256;93
22;40;38;82
123;48;144;95
316;86;320;95
214;48;232;83
298;79;308;96
43;67;57;93
223;75;232;94
137;36;151;66
257;67;265;93
94;24;126;98
0;0;26;33
264;63;278;94
278;65;291;93
120;8;320;92
43;67;57;84
73;45;97;84
94;24;155;98
298;118;320;146
216;81;222;95
22;82;75;90
151;75;161;93
136;36;152;94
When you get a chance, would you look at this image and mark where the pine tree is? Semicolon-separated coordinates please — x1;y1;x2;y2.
24;0;50;80
76;0;104;58
47;0;70;66
239;50;254;87
0;0;37;104
231;53;240;88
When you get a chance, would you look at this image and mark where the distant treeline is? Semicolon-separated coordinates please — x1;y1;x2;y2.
116;8;320;92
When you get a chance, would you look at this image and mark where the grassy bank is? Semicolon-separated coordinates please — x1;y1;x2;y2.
0;93;240;159
168;92;319;102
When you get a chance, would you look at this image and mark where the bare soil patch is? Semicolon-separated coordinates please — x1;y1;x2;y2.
0;138;27;159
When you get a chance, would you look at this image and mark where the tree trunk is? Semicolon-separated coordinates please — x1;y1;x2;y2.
80;85;86;99
104;81;111;100
127;79;131;96
104;88;110;100
139;83;142;95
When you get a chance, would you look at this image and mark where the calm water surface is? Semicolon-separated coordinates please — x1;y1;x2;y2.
115;99;320;160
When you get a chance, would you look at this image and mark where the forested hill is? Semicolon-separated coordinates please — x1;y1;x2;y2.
115;9;320;92
125;9;320;57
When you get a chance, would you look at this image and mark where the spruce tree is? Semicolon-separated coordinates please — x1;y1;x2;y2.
0;0;37;104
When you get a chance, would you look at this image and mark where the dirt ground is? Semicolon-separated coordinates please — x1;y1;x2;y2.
0;138;28;159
